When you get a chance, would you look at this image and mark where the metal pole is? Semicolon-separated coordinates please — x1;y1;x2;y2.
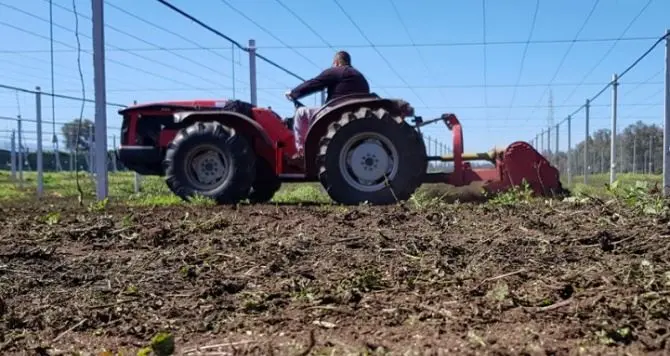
567;115;572;186
650;136;654;174
17;115;23;187
632;136;637;174
111;135;118;173
49;0;61;172
231;43;236;99
663;29;670;194
555;123;559;168
92;0;108;200
584;99;590;184
133;99;141;193
89;125;94;174
540;130;544;154
36;86;43;197
610;73;618;184
248;39;257;106
619;136;626;173
547;126;551;159
10;130;16;180
644;151;648;174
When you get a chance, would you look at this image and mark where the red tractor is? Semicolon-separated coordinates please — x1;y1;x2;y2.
117;93;564;205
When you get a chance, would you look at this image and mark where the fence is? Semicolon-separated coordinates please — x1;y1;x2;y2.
1;1;665;200
527;30;669;192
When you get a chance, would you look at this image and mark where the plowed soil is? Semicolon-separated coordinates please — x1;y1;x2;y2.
0;198;669;355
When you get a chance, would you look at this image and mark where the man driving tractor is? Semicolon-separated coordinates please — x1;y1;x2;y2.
285;50;370;163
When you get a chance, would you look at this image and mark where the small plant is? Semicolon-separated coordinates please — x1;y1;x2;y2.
39;211;61;225
488;180;534;206
121;214;134;227
408;190;447;210
137;332;175;356
189;194;216;206
87;198;109;212
606;180;668;216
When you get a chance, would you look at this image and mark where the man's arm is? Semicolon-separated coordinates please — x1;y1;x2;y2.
289;68;338;99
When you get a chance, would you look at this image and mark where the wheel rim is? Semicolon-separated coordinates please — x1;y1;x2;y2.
338;132;399;192
183;144;229;191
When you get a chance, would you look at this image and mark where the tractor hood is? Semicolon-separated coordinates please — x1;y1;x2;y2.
118;99;230;114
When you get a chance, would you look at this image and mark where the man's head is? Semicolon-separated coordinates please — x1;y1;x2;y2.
332;51;351;67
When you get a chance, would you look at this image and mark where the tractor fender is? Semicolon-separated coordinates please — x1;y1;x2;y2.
303;97;407;177
173;110;276;167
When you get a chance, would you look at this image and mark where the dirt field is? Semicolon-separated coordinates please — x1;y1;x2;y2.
0;197;669;355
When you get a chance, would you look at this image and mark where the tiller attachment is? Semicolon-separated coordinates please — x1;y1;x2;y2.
416;113;566;197
484;141;564;196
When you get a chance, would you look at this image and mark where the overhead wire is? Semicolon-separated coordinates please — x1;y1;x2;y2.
528;0;600;118
559;0;653;106
504;0;540;125
104;1;235;63
46;0;236;84
155;0;306;82
621;69;663;97
2;2;223;95
43;80;662;93
102;0;298;93
0;36;661;53
0;84;126;107
0;20;221;96
541;31;669;130
272;0;392;98
218;0;322;71
388;0;449;105
331;0;428;107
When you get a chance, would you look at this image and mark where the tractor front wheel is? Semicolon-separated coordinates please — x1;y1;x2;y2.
317;107;426;205
163;121;255;204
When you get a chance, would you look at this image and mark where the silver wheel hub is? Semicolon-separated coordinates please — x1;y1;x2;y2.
338;132;399;192
193;151;224;185
349;142;389;182
184;144;229;190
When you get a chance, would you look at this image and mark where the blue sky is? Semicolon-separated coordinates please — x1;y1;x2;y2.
0;0;668;154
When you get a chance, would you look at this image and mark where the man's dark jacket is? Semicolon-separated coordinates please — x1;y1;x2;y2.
290;65;370;103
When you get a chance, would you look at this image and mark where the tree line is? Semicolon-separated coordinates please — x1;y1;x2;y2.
543;120;663;176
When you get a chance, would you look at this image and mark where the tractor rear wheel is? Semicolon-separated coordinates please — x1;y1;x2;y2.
163;121;255;204
317;106;426;205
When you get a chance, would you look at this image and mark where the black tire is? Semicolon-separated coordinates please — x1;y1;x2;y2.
317;106;426;205
248;157;281;203
163;121;255;204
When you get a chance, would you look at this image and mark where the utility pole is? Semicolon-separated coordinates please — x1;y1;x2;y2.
584;99;590;184
248;39;257;106
649;136;654;174
663;29;670;193
610;73;618;184
632;135;637;174
92;0;108;200
567;115;572;186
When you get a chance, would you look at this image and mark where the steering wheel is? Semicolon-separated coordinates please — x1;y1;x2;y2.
286;93;304;109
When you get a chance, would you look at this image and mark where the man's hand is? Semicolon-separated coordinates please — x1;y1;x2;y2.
284;91;293;101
